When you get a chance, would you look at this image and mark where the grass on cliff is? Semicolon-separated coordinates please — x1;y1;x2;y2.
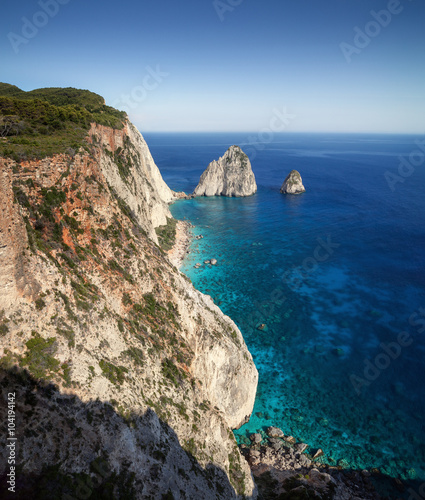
0;83;126;161
155;217;177;251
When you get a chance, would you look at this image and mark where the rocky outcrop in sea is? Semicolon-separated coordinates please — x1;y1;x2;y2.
280;169;306;194
241;426;386;499
193;145;257;197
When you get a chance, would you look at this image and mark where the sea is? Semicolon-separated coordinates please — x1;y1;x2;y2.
144;132;425;488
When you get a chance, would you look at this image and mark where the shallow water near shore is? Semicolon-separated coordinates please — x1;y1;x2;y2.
145;132;425;482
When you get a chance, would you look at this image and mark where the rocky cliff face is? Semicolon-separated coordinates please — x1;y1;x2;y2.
0;121;258;498
280;170;305;194
193;146;257;197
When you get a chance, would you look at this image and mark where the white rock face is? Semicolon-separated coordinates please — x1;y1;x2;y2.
90;122;175;244
280;170;306;194
194;146;257;197
0;120;258;498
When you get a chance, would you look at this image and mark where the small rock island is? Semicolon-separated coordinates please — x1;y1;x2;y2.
280;170;306;194
193;145;257;197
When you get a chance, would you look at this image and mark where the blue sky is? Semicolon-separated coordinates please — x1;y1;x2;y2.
1;0;424;133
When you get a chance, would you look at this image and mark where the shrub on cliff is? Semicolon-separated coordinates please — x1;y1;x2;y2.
0;83;127;160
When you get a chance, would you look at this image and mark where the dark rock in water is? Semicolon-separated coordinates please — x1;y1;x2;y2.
332;347;344;357
256;323;268;331
392;381;404;395
295;443;309;453
317;417;329;427
267;426;284;438
284;436;297;445
250;433;262;444
280;170;306;194
239;435;251;446
312;448;324;460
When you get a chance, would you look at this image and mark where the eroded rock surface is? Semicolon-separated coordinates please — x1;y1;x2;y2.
280;169;305;194
194;146;257;197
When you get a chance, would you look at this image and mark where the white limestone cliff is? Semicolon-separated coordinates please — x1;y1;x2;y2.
194;146;257;197
0;119;258;498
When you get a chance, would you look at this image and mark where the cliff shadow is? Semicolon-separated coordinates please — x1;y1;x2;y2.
0;366;243;500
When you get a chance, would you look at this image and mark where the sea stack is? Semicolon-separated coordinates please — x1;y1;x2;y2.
280;170;306;194
193;145;257;197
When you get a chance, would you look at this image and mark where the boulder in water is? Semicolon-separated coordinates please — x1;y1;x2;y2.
280;170;306;194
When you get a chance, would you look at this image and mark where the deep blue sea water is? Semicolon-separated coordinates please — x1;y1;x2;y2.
144;132;425;482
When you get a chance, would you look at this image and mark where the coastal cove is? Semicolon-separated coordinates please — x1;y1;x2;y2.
147;132;425;486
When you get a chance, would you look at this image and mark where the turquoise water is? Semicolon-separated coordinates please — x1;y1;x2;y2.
145;133;425;482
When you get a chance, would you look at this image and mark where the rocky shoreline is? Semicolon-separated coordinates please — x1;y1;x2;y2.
167;219;193;269
239;426;412;499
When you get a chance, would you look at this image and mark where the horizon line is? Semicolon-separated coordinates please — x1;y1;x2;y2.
140;130;425;135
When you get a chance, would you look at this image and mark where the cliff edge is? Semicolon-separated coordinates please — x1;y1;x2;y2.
0;86;258;499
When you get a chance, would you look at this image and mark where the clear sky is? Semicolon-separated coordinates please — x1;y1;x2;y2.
1;0;424;133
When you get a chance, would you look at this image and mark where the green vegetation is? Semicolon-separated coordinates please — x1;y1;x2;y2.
0;455;136;500
128;294;182;340
0;322;9;336
22;332;60;379
108;259;134;283
0;350;15;369
229;145;249;170
155;217;177;251
228;451;246;496
184;437;197;456
113;146;133;183
122;292;133;306
0;83;126;161
35;297;46;310
161;358;187;387
123;347;144;366
56;322;75;348
0;311;10;336
99;359;128;386
42;186;67;207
